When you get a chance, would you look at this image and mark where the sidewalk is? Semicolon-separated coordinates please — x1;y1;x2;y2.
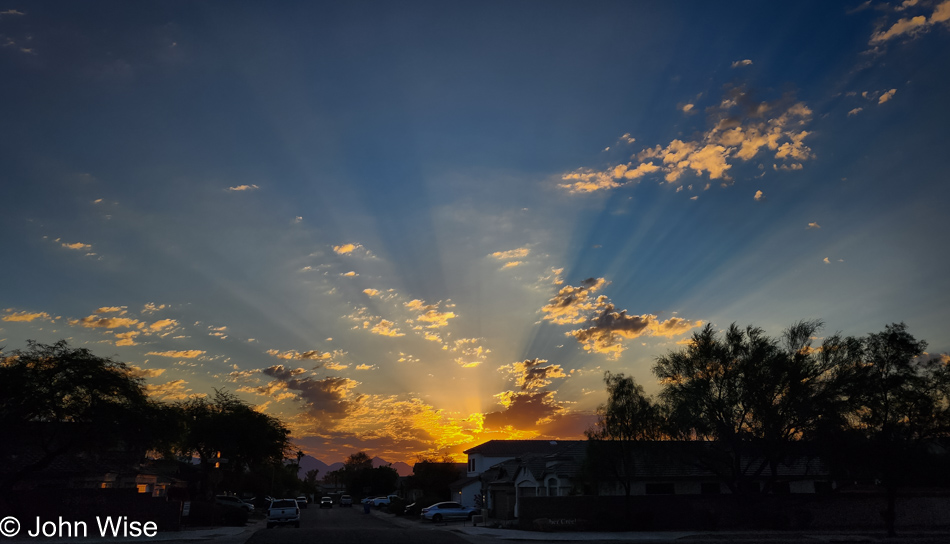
365;507;950;542
10;519;264;544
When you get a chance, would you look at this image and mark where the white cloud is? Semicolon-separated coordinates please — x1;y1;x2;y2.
227;184;259;191
878;89;897;104
731;59;753;68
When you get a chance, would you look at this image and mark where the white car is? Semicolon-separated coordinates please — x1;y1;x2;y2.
420;501;478;522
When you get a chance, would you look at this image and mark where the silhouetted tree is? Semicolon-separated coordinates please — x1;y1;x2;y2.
176;390;291;497
653;321;856;493
585;371;663;497
0;340;157;508
407;457;464;501
339;452;397;497
837;323;950;536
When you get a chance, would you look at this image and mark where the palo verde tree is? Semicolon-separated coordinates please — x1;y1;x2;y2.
585;371;663;497
653;321;858;494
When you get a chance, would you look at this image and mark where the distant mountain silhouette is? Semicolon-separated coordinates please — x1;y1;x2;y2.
297;455;412;478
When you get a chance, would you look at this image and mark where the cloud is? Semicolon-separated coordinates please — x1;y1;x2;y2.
681;103;695;113
142;303;167;314
562;88;813;194
369;319;405;337
559;163;660;193
405;299;456;329
147;379;199;401
482;390;565;431
754;190;765;201
568;306;702;359
869;0;950;44
540;277;609;325
128;365;166;379
342;271;358;277
807;222;821;229
333;243;360;255
848;107;864;116
150;318;179;331
146;349;205;358
731;59;753;68
114;331;140;346
61;241;92;250
499;358;567;391
227;184;259;191
2;310;51;322
878;88;897;104
266;349;333;361
823;257;831;264
502;261;524;268
363;288;379;297
71;315;141;329
870;15;928;43
95;307;124;314
260;365;360;424
490;247;531;260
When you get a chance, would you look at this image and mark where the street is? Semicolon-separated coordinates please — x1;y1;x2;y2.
245;506;475;544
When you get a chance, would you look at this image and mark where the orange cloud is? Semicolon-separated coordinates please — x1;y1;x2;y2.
490;247;530;260
71;315;141;329
2;310;51;322
405;299;456;329
568;307;702;359
540;277;609;325
267;349;333;361
146;349;205;358
333;243;360;254
563;88;813;194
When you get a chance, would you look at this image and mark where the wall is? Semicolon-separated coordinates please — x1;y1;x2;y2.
518;493;950;532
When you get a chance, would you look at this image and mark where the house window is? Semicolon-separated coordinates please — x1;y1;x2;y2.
518;486;537;497
645;483;675;495
547;478;558;497
468;458;475;472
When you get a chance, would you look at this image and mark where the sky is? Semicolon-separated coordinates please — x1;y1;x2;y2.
2;1;949;464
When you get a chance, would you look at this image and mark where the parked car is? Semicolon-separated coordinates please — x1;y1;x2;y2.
340;495;353;507
296;495;308;509
215;495;254;512
319;496;333;508
370;494;399;507
420;502;478;522
266;498;300;529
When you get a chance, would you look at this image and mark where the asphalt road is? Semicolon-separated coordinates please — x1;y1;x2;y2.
245;505;474;544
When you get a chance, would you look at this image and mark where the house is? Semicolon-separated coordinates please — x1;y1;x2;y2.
460;439;835;521
460;440;586;518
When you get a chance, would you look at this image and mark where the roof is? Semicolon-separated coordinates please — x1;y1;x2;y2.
463;439;586;457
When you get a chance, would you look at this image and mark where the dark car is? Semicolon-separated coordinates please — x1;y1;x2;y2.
319;496;333;508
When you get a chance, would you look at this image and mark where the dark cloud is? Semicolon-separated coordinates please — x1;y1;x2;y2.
262;365;358;421
482;391;564;431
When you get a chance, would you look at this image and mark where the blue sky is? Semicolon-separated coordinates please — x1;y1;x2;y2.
2;1;949;463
